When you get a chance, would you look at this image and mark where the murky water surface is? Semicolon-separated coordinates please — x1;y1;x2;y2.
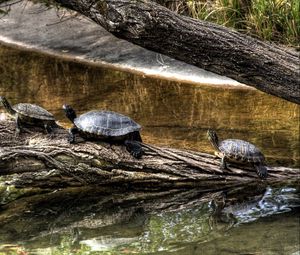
0;45;299;254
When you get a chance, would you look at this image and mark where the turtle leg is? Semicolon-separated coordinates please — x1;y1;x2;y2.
124;140;143;159
68;126;79;144
44;123;53;134
130;131;143;142
254;163;268;179
220;156;228;170
125;131;143;158
15;115;22;135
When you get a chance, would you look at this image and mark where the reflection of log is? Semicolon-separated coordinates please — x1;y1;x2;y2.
0;182;297;246
0;120;298;189
55;0;299;104
0;184;266;243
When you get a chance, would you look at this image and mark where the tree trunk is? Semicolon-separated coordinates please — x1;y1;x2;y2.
54;0;299;104
0;120;298;189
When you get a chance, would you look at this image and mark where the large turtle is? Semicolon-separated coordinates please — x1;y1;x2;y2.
63;104;144;158
0;96;56;134
207;129;267;179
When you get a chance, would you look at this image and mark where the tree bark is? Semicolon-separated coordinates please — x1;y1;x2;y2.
0;120;298;189
53;0;299;104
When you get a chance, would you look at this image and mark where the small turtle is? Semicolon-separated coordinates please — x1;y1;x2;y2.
0;96;56;134
207;129;267;179
63;104;144;158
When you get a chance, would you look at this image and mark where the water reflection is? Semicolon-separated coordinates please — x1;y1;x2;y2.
0;45;299;167
0;185;298;254
224;186;300;224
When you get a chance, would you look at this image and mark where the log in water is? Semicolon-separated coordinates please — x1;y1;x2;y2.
0;119;298;189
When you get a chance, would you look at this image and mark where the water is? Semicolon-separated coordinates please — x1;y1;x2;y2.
0;186;299;254
0;45;299;167
0;45;299;254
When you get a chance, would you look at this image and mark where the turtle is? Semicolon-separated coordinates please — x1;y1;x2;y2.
0;96;56;134
207;129;267;179
63;104;144;159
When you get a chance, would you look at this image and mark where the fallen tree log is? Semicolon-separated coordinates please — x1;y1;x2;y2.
0;119;298;189
53;0;299;104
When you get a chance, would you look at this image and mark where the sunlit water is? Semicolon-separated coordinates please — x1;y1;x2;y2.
0;45;299;167
0;45;299;254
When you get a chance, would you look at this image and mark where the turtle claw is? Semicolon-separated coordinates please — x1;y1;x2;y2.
258;172;267;179
68;127;78;144
67;134;76;144
124;140;144;159
15;129;20;137
68;136;75;144
44;124;53;134
220;157;228;170
254;163;268;179
130;150;144;159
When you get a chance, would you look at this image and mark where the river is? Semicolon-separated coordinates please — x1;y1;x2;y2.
0;44;299;255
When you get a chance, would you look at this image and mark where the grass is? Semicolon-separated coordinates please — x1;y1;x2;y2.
0;0;299;47
162;0;300;47
246;0;300;45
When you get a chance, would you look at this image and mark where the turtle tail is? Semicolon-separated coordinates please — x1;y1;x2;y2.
254;163;268;179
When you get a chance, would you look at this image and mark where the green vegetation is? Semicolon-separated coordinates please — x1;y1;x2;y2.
162;0;300;47
0;0;298;46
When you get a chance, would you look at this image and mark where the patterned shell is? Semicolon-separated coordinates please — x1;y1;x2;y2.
74;110;141;137
13;103;55;120
219;139;265;163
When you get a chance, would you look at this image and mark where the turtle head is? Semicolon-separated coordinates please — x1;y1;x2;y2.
63;104;77;123
207;129;219;150
0;96;15;115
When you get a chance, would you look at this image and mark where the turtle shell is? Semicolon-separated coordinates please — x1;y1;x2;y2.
219;139;265;163
74;110;141;137
13;103;55;121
